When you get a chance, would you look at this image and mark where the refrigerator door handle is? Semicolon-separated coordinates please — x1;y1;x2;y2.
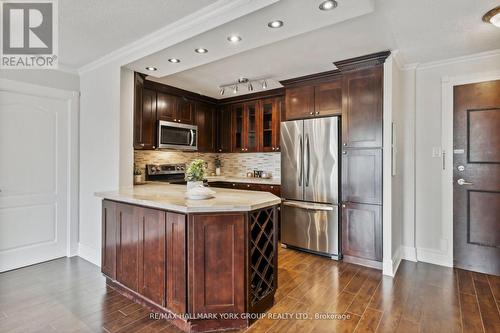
305;134;310;187
298;135;303;187
282;201;334;211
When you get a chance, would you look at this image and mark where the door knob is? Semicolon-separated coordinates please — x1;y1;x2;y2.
457;178;473;186
457;165;465;171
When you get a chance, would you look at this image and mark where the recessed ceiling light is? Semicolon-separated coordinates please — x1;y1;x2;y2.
195;48;208;54
268;20;284;28
483;6;500;27
145;66;157;71
227;35;242;43
319;0;337;11
168;58;180;63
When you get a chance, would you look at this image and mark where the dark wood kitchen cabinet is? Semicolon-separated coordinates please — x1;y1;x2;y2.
176;97;195;124
166;212;187;314
260;98;281;152
284;85;314;120
282;77;342;120
116;203;139;291
157;92;177;122
138;207;166;307
315;80;342;117
341;149;382;205
101;200;117;279
232;101;260;153
134;79;157;150
195;101;216;152
341;66;383;148
216;105;232;153
188;213;246;315
341;202;382;265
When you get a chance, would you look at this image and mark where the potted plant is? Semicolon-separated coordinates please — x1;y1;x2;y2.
133;166;142;184
186;159;205;190
214;156;222;176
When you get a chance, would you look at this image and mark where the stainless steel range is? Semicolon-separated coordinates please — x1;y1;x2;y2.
146;163;186;184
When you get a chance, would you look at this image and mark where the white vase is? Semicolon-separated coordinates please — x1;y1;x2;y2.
187;181;203;191
215;167;221;176
134;175;142;184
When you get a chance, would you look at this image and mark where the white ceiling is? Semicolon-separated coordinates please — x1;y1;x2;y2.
59;0;218;68
143;0;500;99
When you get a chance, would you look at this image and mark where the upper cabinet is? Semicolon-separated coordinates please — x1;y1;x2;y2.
283;76;342;121
194;101;216;153
341;66;383;148
260;98;281;152
285;86;314;120
156;92;177;122
176;97;194;124
216;106;232;153
134;73;157;150
231;102;260;153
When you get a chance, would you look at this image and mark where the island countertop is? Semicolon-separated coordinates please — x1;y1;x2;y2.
95;183;281;213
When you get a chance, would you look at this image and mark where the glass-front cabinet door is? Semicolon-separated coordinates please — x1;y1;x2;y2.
260;98;280;152
245;101;259;152
232;104;245;152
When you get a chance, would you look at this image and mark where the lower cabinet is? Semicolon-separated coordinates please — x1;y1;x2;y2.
341;202;382;264
166;212;187;314
104;200;186;312
188;213;246;315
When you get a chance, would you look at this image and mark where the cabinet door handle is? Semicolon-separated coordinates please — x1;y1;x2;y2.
152;146;156;149
342;151;347;155
309;112;313;115
173;119;177;122
315;111;319;115
140;143;145;147
341;204;346;208
272;147;275;150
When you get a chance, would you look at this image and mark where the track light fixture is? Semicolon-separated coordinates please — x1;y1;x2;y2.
218;77;272;95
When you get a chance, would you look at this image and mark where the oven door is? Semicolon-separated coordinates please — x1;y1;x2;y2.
158;121;197;150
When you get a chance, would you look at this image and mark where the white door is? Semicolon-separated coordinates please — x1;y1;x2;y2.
0;90;69;272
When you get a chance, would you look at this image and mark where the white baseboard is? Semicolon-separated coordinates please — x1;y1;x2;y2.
78;242;101;267
400;246;417;262
416;247;452;267
383;246;402;277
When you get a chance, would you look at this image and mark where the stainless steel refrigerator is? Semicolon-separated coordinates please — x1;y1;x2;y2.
280;117;340;259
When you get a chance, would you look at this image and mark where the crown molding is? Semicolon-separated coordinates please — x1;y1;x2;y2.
333;50;391;72
416;49;500;71
77;0;278;74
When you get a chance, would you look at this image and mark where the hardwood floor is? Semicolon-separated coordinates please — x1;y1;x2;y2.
1;247;499;333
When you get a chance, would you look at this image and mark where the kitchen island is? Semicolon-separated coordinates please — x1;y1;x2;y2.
96;183;281;332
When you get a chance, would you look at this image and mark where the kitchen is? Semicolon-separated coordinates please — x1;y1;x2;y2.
1;1;499;333
95;43;387;330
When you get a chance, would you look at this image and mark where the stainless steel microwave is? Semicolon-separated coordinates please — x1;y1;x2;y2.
158;121;197;150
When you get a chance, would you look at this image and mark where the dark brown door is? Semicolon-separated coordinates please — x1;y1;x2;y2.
314;79;342;117
341;149;382;205
261;98;280;152
138;207;166;307
341;202;382;262
216;106;232;153
232;103;245;152
136;88;157;149
157;92;177;122
245;101;260;152
177;97;194;124
341;66;383;148
285;85;314;120
453;80;500;275
188;213;245;315
166;213;186;314
195;101;215;152
101;200;116;279
116;203;139;292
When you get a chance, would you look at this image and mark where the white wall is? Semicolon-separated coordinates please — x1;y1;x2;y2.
120;68;135;188
0;69;79;91
78;64;121;265
401;50;500;266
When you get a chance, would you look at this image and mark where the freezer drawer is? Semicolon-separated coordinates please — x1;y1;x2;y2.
281;201;339;257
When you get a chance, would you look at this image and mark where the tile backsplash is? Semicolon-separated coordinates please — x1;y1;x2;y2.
134;150;281;179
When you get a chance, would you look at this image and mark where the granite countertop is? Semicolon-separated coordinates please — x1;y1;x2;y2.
205;176;281;185
95;183;281;214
